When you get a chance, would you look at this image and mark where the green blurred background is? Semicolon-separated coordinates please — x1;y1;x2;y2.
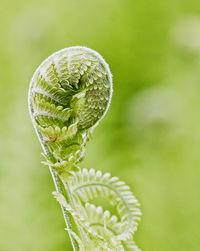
1;0;200;250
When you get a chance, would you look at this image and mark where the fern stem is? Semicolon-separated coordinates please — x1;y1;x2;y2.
49;168;79;251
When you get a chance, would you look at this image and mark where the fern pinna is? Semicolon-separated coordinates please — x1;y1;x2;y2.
28;46;141;251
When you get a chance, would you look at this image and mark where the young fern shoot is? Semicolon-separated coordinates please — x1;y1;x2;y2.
28;46;141;251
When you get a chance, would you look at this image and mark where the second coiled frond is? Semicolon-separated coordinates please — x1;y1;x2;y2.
54;168;141;251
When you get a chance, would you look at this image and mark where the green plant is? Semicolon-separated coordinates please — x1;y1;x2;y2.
28;46;141;250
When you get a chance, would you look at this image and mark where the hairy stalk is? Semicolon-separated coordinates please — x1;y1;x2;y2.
28;46;141;250
51;169;79;250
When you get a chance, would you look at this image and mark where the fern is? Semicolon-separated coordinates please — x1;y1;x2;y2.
28;46;141;250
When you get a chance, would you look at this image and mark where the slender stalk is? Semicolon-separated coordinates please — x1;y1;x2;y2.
49;168;79;251
42;144;79;251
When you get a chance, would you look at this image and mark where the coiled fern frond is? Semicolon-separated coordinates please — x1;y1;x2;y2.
28;46;141;250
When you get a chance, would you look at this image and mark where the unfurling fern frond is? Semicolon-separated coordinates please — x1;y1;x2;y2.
28;46;141;251
70;168;141;241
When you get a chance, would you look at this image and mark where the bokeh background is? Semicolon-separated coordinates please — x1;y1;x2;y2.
1;0;200;250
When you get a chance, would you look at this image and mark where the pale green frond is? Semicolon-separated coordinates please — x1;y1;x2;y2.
69;168;141;241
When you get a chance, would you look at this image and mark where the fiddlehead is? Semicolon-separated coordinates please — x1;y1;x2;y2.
28;46;141;250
